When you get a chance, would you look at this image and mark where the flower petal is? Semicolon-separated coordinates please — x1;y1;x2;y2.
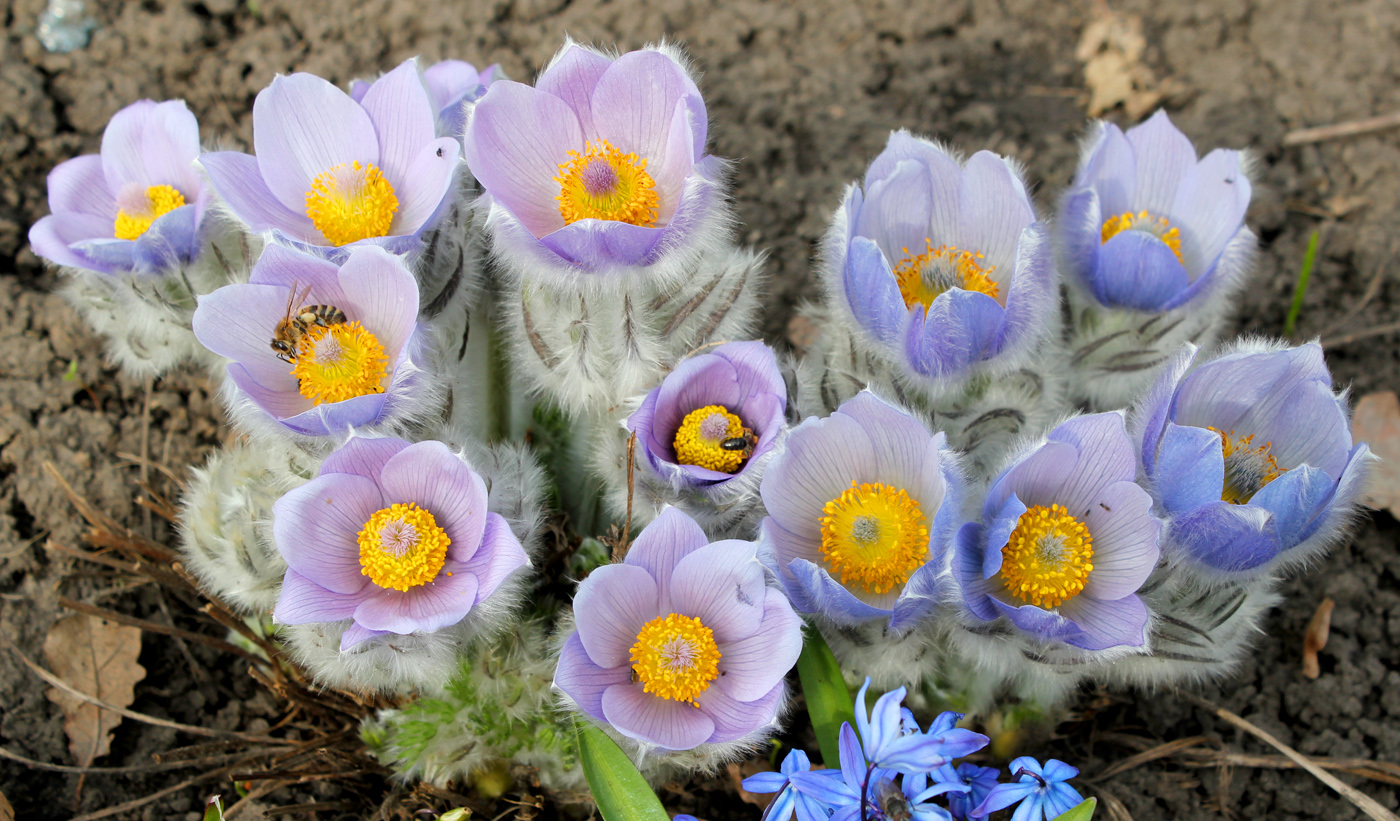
334;245;420;359
623;506;710;614
101;100;202;193
192;283;303;387
1247;464;1336;550
200;151;319;239
254;73;380;212
1170;500;1281;572
699;679;785;744
1075;122;1135;218
1055;592;1150;650
272;474;382;594
555;631;630;719
574;564;659;668
760;409;876;540
28;214;113;270
1045;413;1136;514
537;44;613;138
357;60;436;190
856;159;934;263
1094;230;1191;310
1079;481;1159;600
1152;422;1225;514
352;569;479;633
321;437;411;481
602;681;716;750
844;235;909;345
670;539;768;643
714;589;802;701
274;568;364;624
459;512;529;601
1173;148;1250;278
1125;109;1197;217
839;391;944;511
376;441;487;563
958;151;1034;273
388;137;460;237
47;154;116;219
592;49;706;164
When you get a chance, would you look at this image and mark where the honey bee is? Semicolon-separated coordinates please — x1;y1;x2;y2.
719;427;758;460
270;282;347;363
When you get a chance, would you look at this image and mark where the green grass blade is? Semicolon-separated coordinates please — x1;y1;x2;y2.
576;720;669;821
795;625;855;767
1284;229;1320;337
1052;797;1097;821
202;796;226;821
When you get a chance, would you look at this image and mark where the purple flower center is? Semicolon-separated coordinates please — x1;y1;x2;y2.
580;158;620;197
699;413;731;441
378;518;421;557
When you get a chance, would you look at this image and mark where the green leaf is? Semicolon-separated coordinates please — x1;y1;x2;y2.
1284;229;1320;337
202;796;225;821
575;720;669;821
62;359;78;382
1051;797;1097;821
795;625;855;767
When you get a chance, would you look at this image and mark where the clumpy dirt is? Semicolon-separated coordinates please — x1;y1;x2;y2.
2;0;1399;819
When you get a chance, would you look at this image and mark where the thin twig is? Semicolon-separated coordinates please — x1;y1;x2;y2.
1317;245;1394;339
620;431;637;559
1182;693;1400;821
1284;111;1400;146
1089;735;1212;781
0;745;279;775
56;596;263;667
1321;320;1400;348
66;769;226;821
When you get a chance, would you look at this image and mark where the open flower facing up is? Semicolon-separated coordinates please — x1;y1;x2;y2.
192;244;424;437
853;678;988;774
1134;341;1370;578
822;131;1055;383
29;100;209;275
758;391;964;634
628;341;786;494
353;59;499;140
970;758;1082;821
464;40;720;275
956;413;1161;651
554;507;802;751
1059;110;1253;313
201;59;459;254
271;437;529;651
741;749;840;821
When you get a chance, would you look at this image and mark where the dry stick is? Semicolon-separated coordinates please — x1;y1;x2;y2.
0;745;280;775
1321;320;1400;348
65;770;227;821
56;596;263;667
139;376;154;539
1088;735;1213;781
623;431;637;554
1182;693;1400;821
1317;246;1394;340
5;641;283;745
1283;111;1400;146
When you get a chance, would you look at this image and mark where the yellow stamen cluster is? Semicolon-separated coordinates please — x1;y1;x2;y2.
555;139;660;227
1100;210;1184;264
629;613;721;706
113;185;186;240
673;405;746;474
1210;427;1285;504
1000;504;1094;608
892;240;1000;310
357;502;450;592
819;481;929;595
289;321;389;405
305;161;398;246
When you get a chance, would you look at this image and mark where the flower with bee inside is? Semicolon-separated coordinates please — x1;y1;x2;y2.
192;244;432;440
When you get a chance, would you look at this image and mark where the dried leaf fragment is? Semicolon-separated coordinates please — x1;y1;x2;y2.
0;788;13;821
1303;597;1335;679
1075;1;1172;118
1350;391;1400;516
42;614;147;766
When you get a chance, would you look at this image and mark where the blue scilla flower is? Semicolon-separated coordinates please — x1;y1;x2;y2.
742;749;842;821
1058;109;1254;313
791;722;973;821
820;131;1056;383
1133;340;1372;579
970;757;1082;821
854;679;989;773
937;763;1000;820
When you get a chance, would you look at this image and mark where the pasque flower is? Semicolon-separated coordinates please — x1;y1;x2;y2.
353;59;499;139
758;391;964;633
1059;109;1253;312
1134;341;1371;576
554;507;803;751
463;40;720;273
192;243;423;437
201;59;459;253
822;130;1055;381
271;437;529;650
970;758;1082;821
29;99;209;275
955;413;1161;651
628;341;786;490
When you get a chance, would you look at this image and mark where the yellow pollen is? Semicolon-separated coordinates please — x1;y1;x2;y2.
113;185;186;240
304;161;398;246
629;613;721;706
819;481;929;595
892;240;1000;311
1210;427;1286;504
1100;210;1184;264
357;502;450;592
555;139;660;227
672;404;746;474
999;504;1094;608
289;321;389;405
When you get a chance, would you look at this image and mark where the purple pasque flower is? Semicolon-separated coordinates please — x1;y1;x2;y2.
201;59;459;254
1059;109;1254;312
854;678;988;774
970;758;1082;821
742;749;842;821
272;437;528;651
758;390;964;634
463;40;719;273
1133;341;1371;577
353;60;500;140
955;413;1161;651
627;341;786;491
192;243;423;437
29;99;210;275
823;131;1055;381
554;507;802;751
938;763;1000;820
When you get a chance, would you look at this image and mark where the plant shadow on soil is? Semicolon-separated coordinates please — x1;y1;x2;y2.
3;0;1400;819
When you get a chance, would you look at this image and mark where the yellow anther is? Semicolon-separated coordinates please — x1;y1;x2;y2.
357;502;450;592
673;405;746;474
304;161;398;246
999;504;1094;608
113;185;186;240
289;321;389;405
892;240;1000;310
819;481;929;595
1209;427;1285;504
555;139;660;227
629;613;721;706
1100;210;1184;264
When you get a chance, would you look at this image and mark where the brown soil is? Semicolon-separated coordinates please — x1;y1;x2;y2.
3;0;1399;819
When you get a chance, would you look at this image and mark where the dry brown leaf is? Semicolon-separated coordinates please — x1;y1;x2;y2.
42;614;147;766
1302;597;1335;679
1350;391;1400;516
727;760;777;811
1076;2;1167;118
0;788;13;821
